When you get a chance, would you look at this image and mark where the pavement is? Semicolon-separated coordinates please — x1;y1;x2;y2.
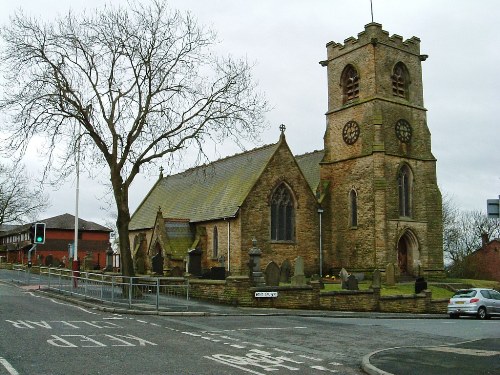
1;270;499;375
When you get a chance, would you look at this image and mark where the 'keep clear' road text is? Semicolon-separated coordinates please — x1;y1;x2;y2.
5;320;157;348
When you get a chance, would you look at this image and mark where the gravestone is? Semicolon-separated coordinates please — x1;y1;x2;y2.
264;261;281;286
248;238;265;286
210;267;226;280
152;253;164;275
415;277;428;294
386;263;395;286
339;268;349;289
291;256;306;286
188;248;202;276
45;254;54;267
346;274;359;290
135;255;145;274
371;269;382;289
280;259;292;283
169;266;183;277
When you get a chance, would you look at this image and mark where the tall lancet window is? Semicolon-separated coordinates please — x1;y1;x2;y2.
398;165;413;217
213;226;219;259
271;184;295;241
349;189;358;227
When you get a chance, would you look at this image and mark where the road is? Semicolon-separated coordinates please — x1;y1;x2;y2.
0;280;499;375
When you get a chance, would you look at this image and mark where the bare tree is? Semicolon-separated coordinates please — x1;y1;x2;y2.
0;163;49;225
443;193;500;275
0;1;268;276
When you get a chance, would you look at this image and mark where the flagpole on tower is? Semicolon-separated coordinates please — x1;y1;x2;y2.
370;0;374;22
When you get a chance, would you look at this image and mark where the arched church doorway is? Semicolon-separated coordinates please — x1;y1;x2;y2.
397;230;419;276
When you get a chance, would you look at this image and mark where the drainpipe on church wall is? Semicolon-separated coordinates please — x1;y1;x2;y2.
318;208;324;277
227;219;230;273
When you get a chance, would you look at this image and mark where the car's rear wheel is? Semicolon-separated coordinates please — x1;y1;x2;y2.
449;313;459;319
477;307;488;320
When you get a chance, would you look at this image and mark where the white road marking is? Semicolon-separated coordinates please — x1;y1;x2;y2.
299;354;322;361
274;348;294;354
426;346;500;356
0;357;19;375
205;356;266;375
310;365;339;373
26;292;99;314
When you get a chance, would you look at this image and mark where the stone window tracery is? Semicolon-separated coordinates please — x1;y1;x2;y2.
270;184;295;241
398;165;413;217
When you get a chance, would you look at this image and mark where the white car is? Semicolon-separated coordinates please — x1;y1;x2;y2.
447;288;500;319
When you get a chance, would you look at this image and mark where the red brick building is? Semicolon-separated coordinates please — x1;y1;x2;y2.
0;213;111;268
462;239;500;282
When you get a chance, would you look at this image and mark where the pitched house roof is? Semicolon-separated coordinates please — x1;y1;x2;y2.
42;213;111;232
130;138;324;231
0;214;111;237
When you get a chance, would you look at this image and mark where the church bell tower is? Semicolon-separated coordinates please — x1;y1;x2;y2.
319;23;443;277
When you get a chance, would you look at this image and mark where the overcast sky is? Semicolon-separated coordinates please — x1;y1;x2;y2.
1;0;499;227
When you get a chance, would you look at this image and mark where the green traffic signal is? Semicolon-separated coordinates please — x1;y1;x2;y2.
34;223;46;244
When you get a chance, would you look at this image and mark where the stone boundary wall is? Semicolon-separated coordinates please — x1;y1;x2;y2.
183;277;448;314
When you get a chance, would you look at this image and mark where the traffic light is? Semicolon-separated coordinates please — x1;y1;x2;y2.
34;223;46;244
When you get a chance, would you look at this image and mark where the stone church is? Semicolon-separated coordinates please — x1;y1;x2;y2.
129;23;444;279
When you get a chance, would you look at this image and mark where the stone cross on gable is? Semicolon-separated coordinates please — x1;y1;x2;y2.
279;124;286;133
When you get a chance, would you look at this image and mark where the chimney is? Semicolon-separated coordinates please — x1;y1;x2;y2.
481;232;489;247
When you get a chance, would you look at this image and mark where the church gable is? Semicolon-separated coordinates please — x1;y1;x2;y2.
237;134;320;275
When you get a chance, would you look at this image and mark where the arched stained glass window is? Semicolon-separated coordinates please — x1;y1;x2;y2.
271;184;295;241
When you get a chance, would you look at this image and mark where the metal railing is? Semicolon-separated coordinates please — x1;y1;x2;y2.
8;265;190;312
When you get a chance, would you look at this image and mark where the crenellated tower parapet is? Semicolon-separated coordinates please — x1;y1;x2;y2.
323;23;422;63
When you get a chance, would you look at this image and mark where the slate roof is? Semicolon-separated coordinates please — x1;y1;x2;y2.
295;150;324;194
41;213;111;232
129;140;325;231
0;214;111;236
130;142;280;230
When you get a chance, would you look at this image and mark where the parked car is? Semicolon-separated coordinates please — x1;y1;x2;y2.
447;288;500;319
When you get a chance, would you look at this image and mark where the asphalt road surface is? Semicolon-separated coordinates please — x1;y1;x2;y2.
0;280;498;375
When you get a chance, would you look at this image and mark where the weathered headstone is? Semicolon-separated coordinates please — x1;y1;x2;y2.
188;248;202;276
386;263;395;286
346;274;359;290
265;261;281;286
291;256;306;286
169;266;183;277
371;269;382;289
135;255;145;274
152;253;164;275
248;238;265;286
45;254;54;267
339;268;349;289
280;259;292;283
210;267;226;280
415;277;427;294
